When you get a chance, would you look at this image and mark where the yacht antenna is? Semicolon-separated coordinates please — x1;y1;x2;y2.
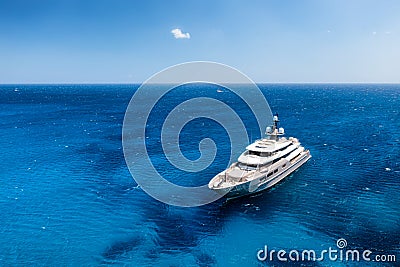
273;113;279;129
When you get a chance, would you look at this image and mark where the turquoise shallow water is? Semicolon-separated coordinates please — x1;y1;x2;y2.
0;84;399;266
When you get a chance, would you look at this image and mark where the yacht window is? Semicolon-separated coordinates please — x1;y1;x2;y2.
248;150;261;156
238;163;257;171
282;164;286;168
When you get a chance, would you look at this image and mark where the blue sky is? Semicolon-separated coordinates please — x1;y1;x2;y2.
1;0;399;83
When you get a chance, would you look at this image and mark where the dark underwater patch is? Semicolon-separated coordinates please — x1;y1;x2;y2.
102;236;143;260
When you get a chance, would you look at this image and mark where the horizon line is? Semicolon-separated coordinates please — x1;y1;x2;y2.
1;82;400;85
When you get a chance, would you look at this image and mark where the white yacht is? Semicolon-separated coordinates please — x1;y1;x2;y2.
208;114;311;199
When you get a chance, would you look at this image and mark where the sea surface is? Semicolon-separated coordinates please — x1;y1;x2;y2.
0;84;399;266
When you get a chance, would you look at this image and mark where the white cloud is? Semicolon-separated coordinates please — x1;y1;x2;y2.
171;28;190;39
372;31;377;35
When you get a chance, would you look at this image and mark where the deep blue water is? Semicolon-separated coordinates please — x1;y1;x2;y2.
0;84;399;266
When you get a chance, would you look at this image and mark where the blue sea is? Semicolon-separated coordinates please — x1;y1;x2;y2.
0;84;399;266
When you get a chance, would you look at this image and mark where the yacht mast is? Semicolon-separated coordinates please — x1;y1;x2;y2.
266;113;284;141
